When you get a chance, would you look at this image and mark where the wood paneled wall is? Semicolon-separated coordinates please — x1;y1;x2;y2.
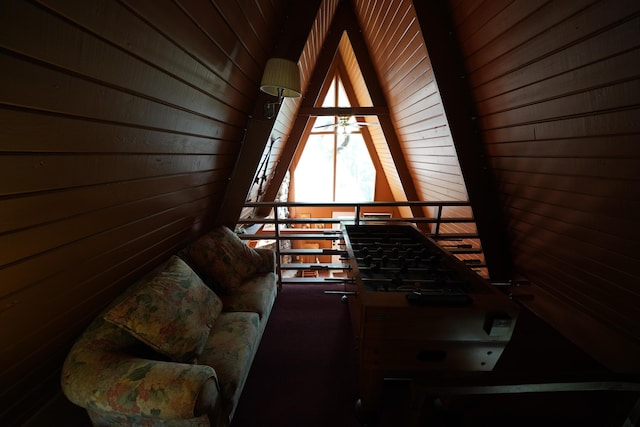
351;0;640;369
338;32;410;206
244;0;340;208
449;0;640;370
3;0;639;423
0;0;284;424
354;0;469;206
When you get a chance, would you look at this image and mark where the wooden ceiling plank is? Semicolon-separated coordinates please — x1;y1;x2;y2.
342;1;425;223
215;0;323;227
255;1;350;212
411;0;513;280
259;0;426;225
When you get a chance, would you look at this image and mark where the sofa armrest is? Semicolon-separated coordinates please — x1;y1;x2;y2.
254;248;276;273
195;376;227;424
62;348;219;420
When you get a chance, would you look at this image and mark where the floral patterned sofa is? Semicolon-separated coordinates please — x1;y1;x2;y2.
61;226;277;427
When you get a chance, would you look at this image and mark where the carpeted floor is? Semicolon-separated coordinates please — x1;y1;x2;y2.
231;284;362;427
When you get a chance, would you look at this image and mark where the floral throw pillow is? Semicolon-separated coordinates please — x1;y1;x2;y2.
104;255;223;362
183;226;264;293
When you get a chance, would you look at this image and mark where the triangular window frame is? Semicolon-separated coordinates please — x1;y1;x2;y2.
257;4;425;221
290;64;380;203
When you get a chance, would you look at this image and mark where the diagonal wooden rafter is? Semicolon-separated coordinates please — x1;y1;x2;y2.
341;6;426;223
254;3;346;216
411;0;514;280
288;56;394;200
257;0;424;220
215;0;323;228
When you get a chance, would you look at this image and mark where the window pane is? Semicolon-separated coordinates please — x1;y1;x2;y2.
294;134;335;202
322;78;336;107
292;74;377;203
335;134;376;202
337;76;350;107
313;115;335;130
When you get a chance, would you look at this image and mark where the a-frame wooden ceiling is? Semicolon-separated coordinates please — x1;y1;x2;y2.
260;3;425;221
280;38;397;205
125;0;640;376
213;0;640;373
216;0;513;281
2;2;638;422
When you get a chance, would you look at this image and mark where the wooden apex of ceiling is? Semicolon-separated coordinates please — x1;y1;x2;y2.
297;106;389;117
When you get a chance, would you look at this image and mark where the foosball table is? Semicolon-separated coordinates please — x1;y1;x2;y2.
341;224;520;414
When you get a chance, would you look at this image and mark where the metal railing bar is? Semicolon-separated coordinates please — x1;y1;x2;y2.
238;201;482;286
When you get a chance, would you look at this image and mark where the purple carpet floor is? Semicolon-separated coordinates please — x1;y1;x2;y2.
231;284;361;427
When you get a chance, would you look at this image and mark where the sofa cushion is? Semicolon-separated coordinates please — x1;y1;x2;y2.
254;248;276;274
198;311;260;418
221;272;277;320
181;226;264;293
104;255;223;362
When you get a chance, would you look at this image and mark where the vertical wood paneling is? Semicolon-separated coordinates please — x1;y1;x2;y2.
451;0;640;370
0;0;285;424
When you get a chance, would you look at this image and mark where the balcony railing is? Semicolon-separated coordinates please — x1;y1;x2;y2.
236;201;487;288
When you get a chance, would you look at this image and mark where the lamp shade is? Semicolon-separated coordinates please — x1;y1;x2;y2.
260;58;301;98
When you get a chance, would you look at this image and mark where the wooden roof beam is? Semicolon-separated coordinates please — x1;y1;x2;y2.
215;0;323;228
412;0;514;280
255;2;351;215
258;0;424;223
298;106;388;116
341;1;425;224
